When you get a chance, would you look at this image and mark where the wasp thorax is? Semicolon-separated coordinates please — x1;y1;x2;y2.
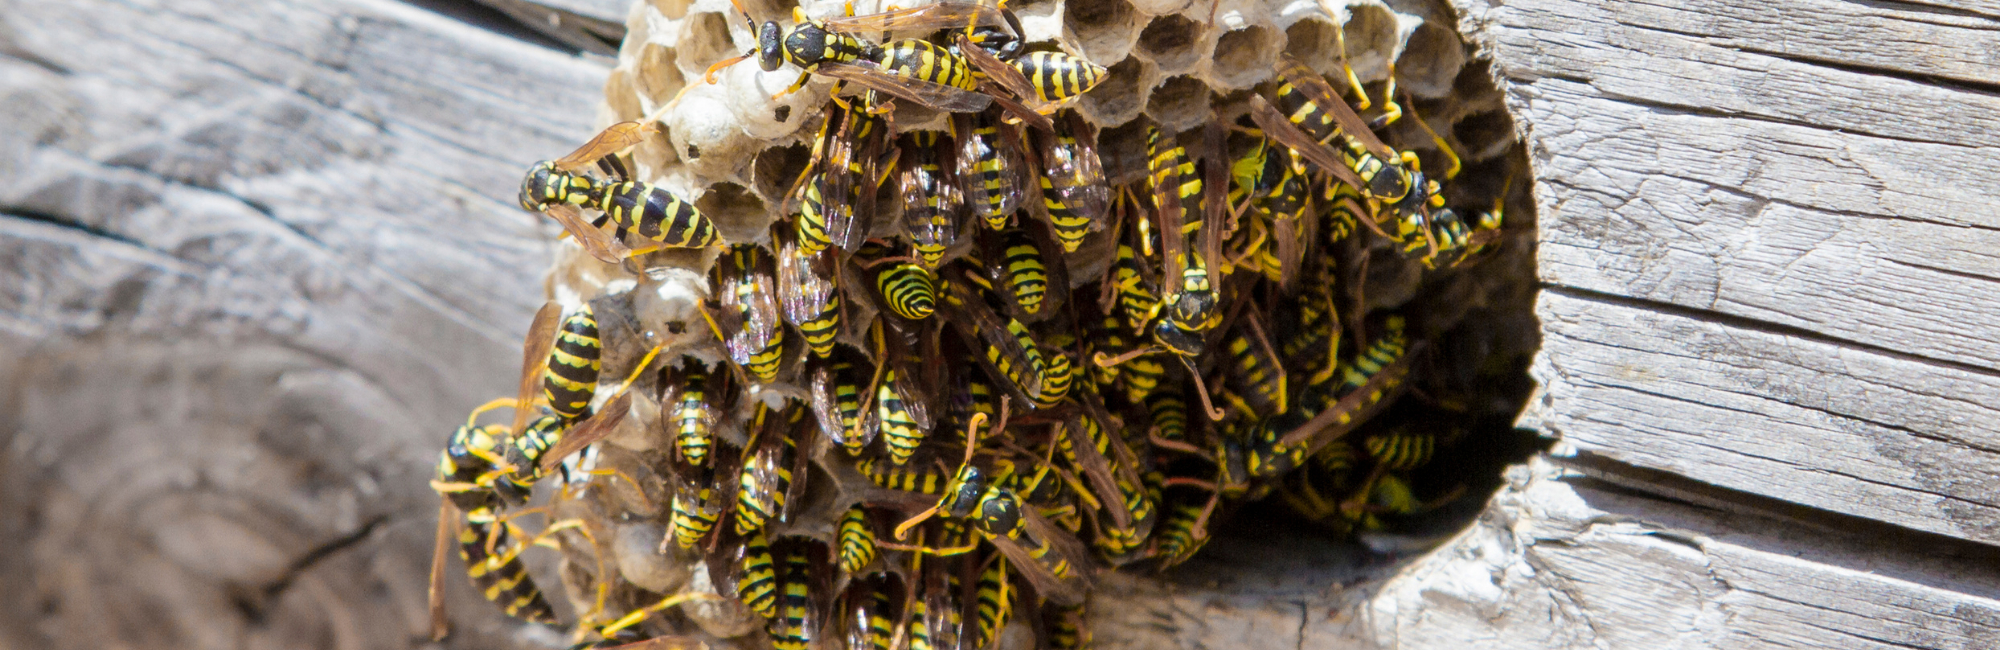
781;23;826;68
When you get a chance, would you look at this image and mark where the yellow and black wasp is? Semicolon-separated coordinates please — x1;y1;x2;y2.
839;573;905;650
765;537;831;650
704;0;1006;112
837;505;881;574
430;419;560;627
981;221;1070;321
861;242;941;321
954;107;1031;231
736;400;812;535
708;243;789;384
898;131;970;268
659;355;736;468
1027;111;1110;252
667;462;727;551
776;222;843;358
871;320;941;466
737;531;781;619
937;267;1073;410
808;344;879;455
793;95;894;255
519;121;721;264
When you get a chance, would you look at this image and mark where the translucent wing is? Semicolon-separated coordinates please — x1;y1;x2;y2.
818;106;863;252
544;203;630;264
1198;121;1228;279
984;499;1091;605
554;121;661;172
513;301;562;436
1036;112;1109;229
823;1;1012;36
716;246;785;372
955;34;1056;132
539;391;634;473
937;273;1045;405
1273;55;1394;160
816;60;996;113
428;500;455;641
1244;96;1368;194
879;323;937;432
777;233;839;330
1146;126;1189;289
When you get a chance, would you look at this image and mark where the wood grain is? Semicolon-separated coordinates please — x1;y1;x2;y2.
0;0;605;647
1456;0;2000;538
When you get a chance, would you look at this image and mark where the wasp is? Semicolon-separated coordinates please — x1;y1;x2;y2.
708;243;788;384
704;0;1007;112
838;573;904;650
776;223;843;358
1216;311;1289;419
542;305;604;424
1046;602;1091;650
738;531;781;619
837;506;881;574
431;421;560;626
950;12;1107;114
736;400;811;535
870;253;940;321
954;108;1030;230
519;121;721;264
809;345;879;455
1229;133;1313;288
667;464;727;550
937;268;1072;409
767;537;830;650
659;356;735;468
899;131;969;268
793;94;895;255
983;222;1069;320
971;554;1015;649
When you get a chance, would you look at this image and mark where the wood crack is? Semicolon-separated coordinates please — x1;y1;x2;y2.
231;513;391;624
1540;284;2000;381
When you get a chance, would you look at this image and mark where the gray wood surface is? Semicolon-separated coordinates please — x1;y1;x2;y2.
1462;0;2000;539
1088;456;2000;650
0;0;604;647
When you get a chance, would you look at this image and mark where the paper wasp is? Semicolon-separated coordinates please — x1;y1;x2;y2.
519;121;720;264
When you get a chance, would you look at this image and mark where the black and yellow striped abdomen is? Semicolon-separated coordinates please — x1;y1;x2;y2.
672;363;715;466
876;39;980;92
543;306;601;422
769;547;817;650
858;456;952;495
668;476;723;550
593;181;719;248
458;508;558;625
877;369;928;466
1012;51;1107;104
877;262;938;320
837;506;878;574
1363;428;1436;471
738;532;779;619
998;229;1047;315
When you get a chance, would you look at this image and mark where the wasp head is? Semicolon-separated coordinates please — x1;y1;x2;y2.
757;20;786;71
517;161;559;211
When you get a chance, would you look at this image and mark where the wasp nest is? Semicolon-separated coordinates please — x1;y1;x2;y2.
457;0;1538;646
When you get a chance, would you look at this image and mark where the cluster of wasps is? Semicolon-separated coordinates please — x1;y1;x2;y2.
433;1;1519;648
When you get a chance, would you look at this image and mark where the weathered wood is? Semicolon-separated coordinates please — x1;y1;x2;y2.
474;0;629;55
0;0;605;647
1084;457;2000;649
1457;0;2000;538
1527;290;2000;545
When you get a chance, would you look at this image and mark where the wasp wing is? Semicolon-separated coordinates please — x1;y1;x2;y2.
553;121;661;171
937;273;1046;407
1037;112;1109;231
545;203;630;264
816;60;996;113
513;301;562;436
428;499;455;641
1278;340;1422;450
1273;55;1394;161
1145;126;1189;292
823;1;1012;36
539;391;633;474
984;503;1091;606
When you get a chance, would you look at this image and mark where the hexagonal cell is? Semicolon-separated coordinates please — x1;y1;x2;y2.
720;62;825;141
671;11;743;86
1204;24;1280;91
1145;75;1212;133
750;141;814;208
1063;0;1141;63
633;43;686;113
1134;14;1205;75
665;83;756;181
1341;3;1400;83
1282;16;1344;80
604;67;646;123
693;181;771;245
1448;58;1508;119
1396;21;1466;99
1095;118;1151;186
1077;55;1154;127
1128;0;1194;17
651;0;694;20
1453;109;1517;164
